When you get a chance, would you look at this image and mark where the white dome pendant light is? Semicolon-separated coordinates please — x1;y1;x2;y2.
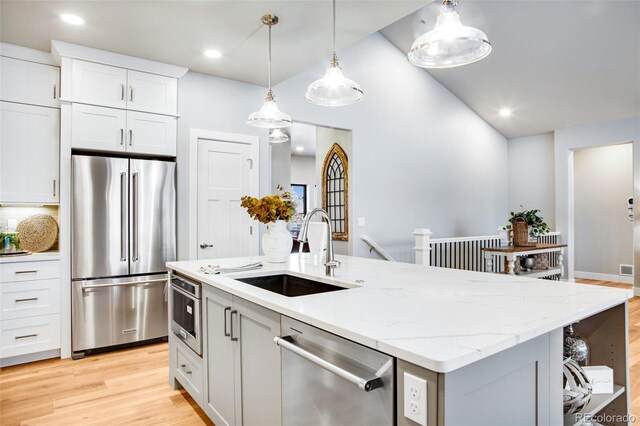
408;0;491;69
305;0;363;106
247;15;292;128
269;128;289;143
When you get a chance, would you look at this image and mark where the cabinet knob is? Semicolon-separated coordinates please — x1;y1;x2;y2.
200;242;213;249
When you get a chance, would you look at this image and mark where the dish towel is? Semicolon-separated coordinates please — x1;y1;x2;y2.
199;262;263;275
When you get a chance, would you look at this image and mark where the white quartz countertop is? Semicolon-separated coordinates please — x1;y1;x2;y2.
0;251;60;264
167;254;632;373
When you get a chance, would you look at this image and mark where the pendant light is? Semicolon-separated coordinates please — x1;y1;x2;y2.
247;15;292;128
408;0;491;69
269;128;289;143
305;0;363;106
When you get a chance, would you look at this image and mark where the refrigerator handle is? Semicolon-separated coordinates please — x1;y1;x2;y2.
120;172;127;262
132;172;139;262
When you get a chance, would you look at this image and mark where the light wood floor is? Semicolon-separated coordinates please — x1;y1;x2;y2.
0;343;213;426
0;279;636;425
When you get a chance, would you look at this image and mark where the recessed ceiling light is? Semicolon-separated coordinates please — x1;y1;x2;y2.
499;108;512;117
204;49;222;59
60;13;84;25
295;146;304;152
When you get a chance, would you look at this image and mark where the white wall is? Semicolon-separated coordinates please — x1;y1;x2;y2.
274;33;508;262
553;115;640;284
177;71;269;259
291;155;317;211
574;143;633;276
507;133;555;228
270;140;291;193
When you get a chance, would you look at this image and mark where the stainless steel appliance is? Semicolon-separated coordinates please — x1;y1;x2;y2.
276;317;395;425
170;273;202;356
71;155;176;356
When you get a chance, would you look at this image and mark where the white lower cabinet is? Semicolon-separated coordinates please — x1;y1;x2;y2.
170;335;204;406
0;259;61;365
203;286;282;426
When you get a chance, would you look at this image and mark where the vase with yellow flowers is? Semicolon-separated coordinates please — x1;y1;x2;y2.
241;186;297;263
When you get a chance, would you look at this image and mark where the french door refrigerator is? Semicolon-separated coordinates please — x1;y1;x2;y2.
71;155;176;356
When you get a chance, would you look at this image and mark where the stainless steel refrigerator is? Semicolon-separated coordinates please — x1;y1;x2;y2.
71;155;176;356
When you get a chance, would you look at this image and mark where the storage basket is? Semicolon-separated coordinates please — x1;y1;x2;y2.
513;217;535;247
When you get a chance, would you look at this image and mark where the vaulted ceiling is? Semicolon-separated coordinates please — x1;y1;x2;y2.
2;1;638;139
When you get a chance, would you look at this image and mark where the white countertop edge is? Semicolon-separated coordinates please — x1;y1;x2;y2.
167;256;632;373
0;251;60;264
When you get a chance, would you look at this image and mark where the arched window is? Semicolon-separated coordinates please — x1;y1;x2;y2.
322;143;348;241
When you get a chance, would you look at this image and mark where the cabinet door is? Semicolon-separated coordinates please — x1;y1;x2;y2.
235;297;282;426
0;102;59;203
126;111;176;156
0;57;60;108
204;287;236;426
126;70;177;115
71;104;126;153
71;59;127;108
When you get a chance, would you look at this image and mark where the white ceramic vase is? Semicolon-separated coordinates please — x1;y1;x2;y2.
262;220;293;263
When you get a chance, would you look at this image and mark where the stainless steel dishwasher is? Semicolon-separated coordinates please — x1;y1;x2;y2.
275;317;395;425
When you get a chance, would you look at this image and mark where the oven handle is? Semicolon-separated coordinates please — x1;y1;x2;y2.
274;335;383;392
82;277;167;289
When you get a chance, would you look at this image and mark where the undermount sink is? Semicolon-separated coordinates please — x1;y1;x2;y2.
235;274;348;297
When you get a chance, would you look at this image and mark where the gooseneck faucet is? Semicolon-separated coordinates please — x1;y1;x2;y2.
297;208;341;277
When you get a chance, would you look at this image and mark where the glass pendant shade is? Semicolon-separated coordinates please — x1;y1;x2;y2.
306;56;363;106
248;15;292;129
248;91;292;128
408;0;491;69
269;128;289;143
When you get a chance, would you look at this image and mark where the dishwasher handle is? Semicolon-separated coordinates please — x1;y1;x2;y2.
274;335;383;392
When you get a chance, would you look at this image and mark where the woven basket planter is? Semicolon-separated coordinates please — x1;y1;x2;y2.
513;217;535;247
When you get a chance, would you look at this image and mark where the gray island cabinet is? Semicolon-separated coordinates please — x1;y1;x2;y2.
167;255;632;426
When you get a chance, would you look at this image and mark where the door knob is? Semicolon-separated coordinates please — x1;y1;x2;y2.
200;242;213;249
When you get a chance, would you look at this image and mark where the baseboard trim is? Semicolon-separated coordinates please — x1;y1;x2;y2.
635;287;640;297
574;271;634;285
0;348;60;368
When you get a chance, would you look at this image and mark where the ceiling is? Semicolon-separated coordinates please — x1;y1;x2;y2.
288;122;317;156
381;0;640;138
0;0;427;87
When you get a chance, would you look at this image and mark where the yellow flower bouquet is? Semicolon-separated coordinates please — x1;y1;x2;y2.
240;185;297;224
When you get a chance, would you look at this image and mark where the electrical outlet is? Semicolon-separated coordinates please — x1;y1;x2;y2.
357;217;365;227
404;372;427;425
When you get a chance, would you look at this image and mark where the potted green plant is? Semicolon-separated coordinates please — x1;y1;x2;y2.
0;231;20;253
241;186;296;263
503;208;550;246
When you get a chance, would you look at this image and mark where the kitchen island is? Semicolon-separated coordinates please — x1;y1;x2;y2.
167;254;632;426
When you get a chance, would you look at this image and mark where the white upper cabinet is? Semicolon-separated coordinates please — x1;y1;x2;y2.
0;102;60;203
0;57;60;108
71;60;128;109
126;111;177;156
71;59;178;115
71;104;127;153
126;70;177;115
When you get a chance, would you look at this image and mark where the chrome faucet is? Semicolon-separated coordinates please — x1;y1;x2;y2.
298;208;341;277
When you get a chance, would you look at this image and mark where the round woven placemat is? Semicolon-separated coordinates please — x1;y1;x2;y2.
16;214;58;253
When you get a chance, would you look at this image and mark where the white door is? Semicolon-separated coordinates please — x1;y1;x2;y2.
71;104;127;153
197;139;257;259
0;57;60;108
126;70;177;115
126;111;176;156
71;59;127;108
0;102;59;203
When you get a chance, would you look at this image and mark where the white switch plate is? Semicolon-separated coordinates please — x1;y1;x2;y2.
357;217;365;227
404;372;427;425
7;219;17;231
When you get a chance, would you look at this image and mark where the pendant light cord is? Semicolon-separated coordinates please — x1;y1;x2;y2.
268;22;272;91
332;0;336;55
